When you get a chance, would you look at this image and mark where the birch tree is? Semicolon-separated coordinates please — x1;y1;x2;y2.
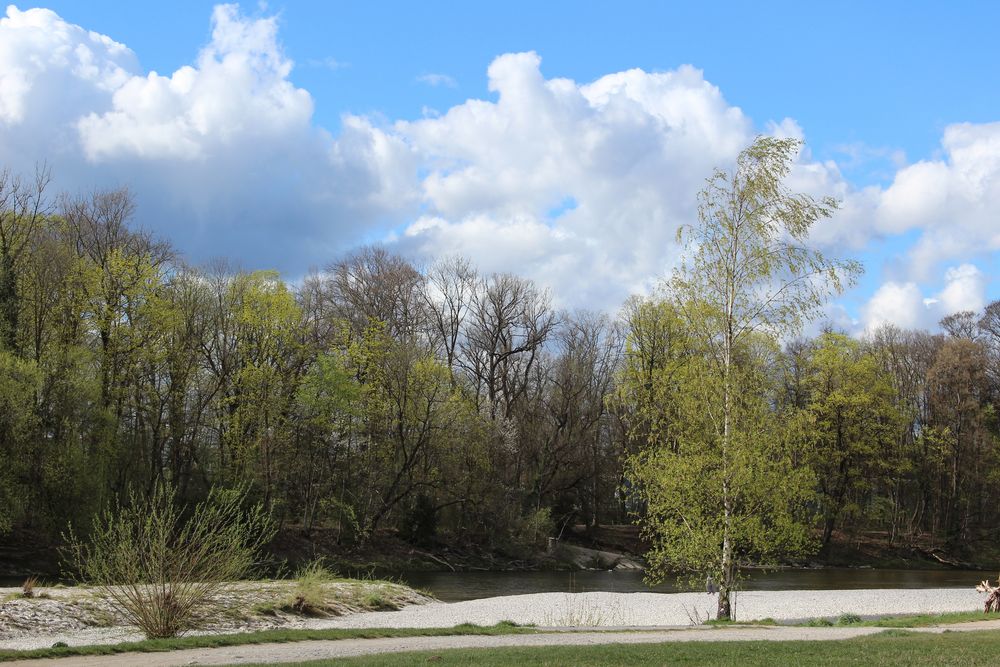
634;136;861;620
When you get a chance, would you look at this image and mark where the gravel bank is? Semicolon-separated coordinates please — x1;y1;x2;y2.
0;588;985;651
0;581;431;651
319;588;984;629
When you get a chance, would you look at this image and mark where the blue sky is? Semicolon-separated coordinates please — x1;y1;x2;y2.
4;1;1000;330
42;1;1000;177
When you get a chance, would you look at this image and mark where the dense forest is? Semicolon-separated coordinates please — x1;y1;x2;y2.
1;165;999;570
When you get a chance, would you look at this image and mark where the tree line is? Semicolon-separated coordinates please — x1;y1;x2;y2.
0;155;998;576
0;167;624;555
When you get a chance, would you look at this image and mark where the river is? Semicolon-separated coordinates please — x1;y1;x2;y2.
2;567;993;602
397;568;999;602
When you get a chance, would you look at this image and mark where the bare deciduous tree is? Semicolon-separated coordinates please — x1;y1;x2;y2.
325;246;426;340
461;273;557;420
423;255;477;382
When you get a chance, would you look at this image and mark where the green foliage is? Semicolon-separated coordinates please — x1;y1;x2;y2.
0;350;40;532
626;136;859;619
64;483;274;638
799;333;904;544
628;346;818;587
803;617;835;627
510;507;555;552
6;159;1000;590
297;351;361;425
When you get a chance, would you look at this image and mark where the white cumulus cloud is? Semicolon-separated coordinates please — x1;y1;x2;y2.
861;263;988;332
873;123;1000;280
77;5;313;161
2;3;1000;321
388;54;762;307
0;3;417;270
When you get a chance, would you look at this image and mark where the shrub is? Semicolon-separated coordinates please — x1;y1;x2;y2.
510;507;554;553
804;617;834;627
838;612;862;625
64;483;273;639
21;576;37;598
289;560;336;614
362;589;400;610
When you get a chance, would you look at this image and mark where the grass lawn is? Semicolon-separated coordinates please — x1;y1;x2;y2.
858;611;993;627
705;610;995;628
794;610;994;628
2;611;995;664
0;623;531;662
237;629;1000;666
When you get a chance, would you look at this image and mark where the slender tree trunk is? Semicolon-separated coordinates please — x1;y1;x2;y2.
718;337;733;620
719;503;733;619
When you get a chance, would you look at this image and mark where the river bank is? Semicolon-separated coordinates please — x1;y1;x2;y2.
5;524;999;581
270;525;1000;575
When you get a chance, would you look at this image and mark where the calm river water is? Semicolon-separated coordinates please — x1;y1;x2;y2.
2;568;992;601
398;568;999;602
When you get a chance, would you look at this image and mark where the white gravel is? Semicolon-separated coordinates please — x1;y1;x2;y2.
0;588;986;651
316;588;985;629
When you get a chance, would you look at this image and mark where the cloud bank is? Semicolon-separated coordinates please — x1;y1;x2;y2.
0;4;417;268
1;3;998;330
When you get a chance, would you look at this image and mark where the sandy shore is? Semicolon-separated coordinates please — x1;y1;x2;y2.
0;588;986;651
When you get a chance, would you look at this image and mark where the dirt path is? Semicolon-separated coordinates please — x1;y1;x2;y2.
9;620;1000;667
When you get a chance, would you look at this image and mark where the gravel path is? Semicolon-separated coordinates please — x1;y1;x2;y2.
9;621;1000;667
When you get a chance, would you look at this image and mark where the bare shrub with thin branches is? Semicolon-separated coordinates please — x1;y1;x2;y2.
64;484;273;638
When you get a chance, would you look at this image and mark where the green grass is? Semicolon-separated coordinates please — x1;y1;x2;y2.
249;565;425;617
233;629;1000;666
709;610;996;629
802;617;834;627
703;617;778;626
793;610;997;628
0;624;533;662
864;610;997;627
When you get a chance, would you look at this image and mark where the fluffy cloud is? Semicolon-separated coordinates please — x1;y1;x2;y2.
77;5;313;161
388;54;762;307
386;53;886;309
2;3;999;321
861;282;927;331
0;4;417;270
861;263;988;332
873;123;1000;279
0;6;134;125
0;5;136;163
